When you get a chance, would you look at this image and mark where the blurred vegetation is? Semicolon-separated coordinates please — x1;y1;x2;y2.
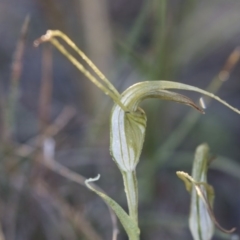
0;0;240;239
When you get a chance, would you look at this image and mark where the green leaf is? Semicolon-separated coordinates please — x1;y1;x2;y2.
85;175;140;240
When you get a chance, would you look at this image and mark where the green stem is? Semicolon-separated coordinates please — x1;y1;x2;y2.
122;170;139;225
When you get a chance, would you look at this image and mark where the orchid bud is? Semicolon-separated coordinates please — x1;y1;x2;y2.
177;144;235;240
189;144;215;240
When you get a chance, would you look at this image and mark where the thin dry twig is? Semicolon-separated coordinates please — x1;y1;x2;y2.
35;180;103;240
40;157;119;240
14;105;119;239
0;15;30;166
1;16;30;240
16;106;76;157
39;44;53;130
4;15;30;141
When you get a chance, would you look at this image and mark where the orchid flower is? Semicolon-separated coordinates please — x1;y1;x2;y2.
35;31;240;240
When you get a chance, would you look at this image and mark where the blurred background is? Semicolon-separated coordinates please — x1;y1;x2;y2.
0;0;240;239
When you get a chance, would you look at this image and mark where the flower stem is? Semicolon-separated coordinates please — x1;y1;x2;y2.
122;170;139;225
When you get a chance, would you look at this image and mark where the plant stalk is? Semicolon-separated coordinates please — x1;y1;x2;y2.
122;170;139;225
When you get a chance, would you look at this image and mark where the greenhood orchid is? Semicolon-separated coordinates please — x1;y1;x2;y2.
35;30;240;240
